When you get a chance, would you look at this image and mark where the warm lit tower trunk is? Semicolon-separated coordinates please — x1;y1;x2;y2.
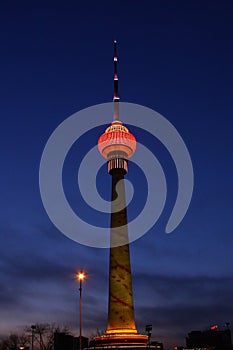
107;165;137;334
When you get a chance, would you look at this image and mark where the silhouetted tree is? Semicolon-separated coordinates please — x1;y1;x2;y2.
0;324;71;350
0;334;30;350
25;323;71;350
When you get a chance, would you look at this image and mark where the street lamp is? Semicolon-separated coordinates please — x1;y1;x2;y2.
77;271;86;350
145;324;152;349
31;325;36;350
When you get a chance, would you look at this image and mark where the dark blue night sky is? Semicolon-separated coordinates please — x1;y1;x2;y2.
1;1;233;349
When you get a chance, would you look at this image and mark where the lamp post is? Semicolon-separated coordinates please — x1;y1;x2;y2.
145;324;152;349
77;271;85;350
31;325;36;350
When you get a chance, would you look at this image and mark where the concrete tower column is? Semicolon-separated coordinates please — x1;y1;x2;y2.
107;166;137;334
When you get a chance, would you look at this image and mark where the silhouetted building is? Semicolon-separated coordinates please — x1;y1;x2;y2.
54;332;74;350
76;336;89;350
54;332;88;350
150;340;164;349
185;325;232;350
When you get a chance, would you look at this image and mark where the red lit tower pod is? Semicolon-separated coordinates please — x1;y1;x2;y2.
95;41;148;348
98;120;136;173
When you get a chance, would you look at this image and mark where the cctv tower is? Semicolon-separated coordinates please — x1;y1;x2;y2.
95;41;148;348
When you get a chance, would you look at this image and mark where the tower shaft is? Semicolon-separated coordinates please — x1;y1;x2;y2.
107;168;137;333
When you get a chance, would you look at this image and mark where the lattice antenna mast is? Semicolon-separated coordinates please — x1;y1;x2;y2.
113;40;120;121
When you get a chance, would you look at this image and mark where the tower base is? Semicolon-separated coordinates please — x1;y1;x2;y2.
93;332;148;348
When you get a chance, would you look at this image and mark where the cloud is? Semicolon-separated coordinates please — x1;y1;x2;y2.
0;225;233;348
0;225;108;335
133;273;233;348
134;272;233;305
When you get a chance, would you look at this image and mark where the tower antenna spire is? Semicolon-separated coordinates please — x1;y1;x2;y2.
113;40;120;121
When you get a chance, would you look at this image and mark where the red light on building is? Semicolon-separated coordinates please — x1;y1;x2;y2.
210;324;219;330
